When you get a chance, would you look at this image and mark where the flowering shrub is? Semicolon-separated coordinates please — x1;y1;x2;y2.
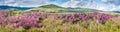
0;10;117;32
63;13;115;23
0;10;9;17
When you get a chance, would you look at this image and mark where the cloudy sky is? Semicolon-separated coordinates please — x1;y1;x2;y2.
1;0;120;11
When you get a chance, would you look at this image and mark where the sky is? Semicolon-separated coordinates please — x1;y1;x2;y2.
1;0;120;11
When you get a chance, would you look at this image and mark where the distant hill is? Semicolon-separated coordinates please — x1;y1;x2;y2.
39;4;63;8
0;5;33;10
30;4;103;13
112;11;120;13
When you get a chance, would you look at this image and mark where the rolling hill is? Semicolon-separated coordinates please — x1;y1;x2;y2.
30;4;102;13
39;4;63;8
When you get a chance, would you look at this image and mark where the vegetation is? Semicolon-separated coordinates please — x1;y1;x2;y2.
0;4;120;32
39;4;63;8
0;10;119;32
30;4;101;13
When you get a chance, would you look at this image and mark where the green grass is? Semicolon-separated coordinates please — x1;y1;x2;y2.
1;5;120;32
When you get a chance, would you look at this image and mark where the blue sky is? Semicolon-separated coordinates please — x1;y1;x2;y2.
1;0;120;11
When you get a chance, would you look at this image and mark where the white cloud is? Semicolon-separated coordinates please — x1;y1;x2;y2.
101;0;108;2
0;0;5;5
1;0;120;11
4;0;52;7
62;0;120;11
62;0;80;8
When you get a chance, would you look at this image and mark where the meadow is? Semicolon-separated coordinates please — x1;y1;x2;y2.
0;8;120;32
0;4;120;32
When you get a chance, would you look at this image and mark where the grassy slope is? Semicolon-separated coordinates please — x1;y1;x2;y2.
29;4;102;13
1;4;120;32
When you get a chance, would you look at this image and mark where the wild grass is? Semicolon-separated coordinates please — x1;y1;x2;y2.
0;10;120;32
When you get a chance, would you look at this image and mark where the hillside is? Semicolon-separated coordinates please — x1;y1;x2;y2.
30;4;102;13
39;4;63;8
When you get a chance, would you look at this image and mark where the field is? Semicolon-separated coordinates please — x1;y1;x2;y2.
0;9;120;32
0;4;120;32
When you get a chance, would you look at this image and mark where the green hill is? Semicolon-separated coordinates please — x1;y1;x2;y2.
30;4;102;13
39;4;63;8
